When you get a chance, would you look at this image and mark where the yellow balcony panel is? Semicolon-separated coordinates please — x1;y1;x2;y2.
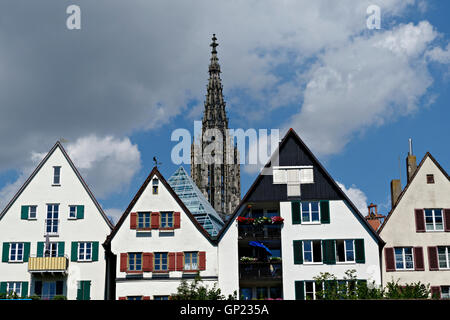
28;256;68;273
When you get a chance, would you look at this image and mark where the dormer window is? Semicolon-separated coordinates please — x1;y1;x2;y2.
152;178;159;194
53;166;61;185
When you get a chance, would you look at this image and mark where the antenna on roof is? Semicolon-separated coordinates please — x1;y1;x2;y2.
153;156;162;167
408;138;413;156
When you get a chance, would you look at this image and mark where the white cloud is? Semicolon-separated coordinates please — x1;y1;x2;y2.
337;182;368;215
426;43;450;64
103;208;124;225
66;135;142;199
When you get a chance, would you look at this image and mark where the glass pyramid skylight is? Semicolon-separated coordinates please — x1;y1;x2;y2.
168;166;224;236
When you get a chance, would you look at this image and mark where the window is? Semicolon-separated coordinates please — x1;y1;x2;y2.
336;240;355;263
154;296;169;300
184;252;198;270
160;212;173;228
78;242;92;261
426;174;435;184
128;253;142;272
138;212;151;229
28;206;37;219
127;296;143;300
301;202;320;223
394;247;414;270
256;287;268;299
152;178;159;194
441;286;450;299
251;209;263;219
303;240;322;263
240;288;253;300
41;282;56;300
6;282;22;297
69;206;77;219
154;253;168;271
44;242;58;257
437;246;450;269
425;209;444;231
304;281;323;300
45;204;59;235
9;243;24;262
53;166;61;185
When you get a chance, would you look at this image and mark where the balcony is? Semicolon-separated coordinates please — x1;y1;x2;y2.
28;256;68;274
239;261;282;283
238;224;281;240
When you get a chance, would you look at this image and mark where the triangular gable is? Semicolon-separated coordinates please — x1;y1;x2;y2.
105;167;215;245
378;152;450;234
217;128;384;244
0;141;113;229
167;166;224;236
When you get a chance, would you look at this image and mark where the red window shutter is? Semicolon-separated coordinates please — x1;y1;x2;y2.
385;248;396;272
428;246;439;271
198;251;206;270
444;209;450;232
431;286;441;299
168;252;176;271
118;297;127;300
120;253;128;272
176;252;184;271
174;212;181;229
143;252;154;272
413;247;425;271
151;212;160;229
130;212;137;229
143;296;150;300
414;209;425;232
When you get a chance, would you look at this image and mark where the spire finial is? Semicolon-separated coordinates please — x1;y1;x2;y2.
210;34;218;54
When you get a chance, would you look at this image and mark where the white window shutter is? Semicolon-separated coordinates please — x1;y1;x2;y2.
273;169;287;184
300;168;314;184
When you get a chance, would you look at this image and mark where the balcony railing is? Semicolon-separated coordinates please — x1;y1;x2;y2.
238;225;281;240
239;262;282;281
28;256;68;274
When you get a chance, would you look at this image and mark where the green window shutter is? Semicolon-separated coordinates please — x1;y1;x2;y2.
320;201;330;224
21;206;29;220
21;282;29;298
37;242;44;257
0;282;7;294
355;239;365;263
292;201;301;224
295;281;305;300
83;281;91;300
322;240;336;265
293;240;303;264
92;242;99;261
23;243;31;262
71;242;78;262
58;242;65;257
76;282;83;300
77;205;84;219
2;243;10;262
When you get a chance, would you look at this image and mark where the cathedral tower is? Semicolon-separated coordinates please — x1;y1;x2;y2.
191;34;241;220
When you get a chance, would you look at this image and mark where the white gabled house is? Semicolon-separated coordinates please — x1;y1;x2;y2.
0;141;113;300
104;167;224;300
379;151;450;299
216;128;384;300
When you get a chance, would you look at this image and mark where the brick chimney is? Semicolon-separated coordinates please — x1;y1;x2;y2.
406;138;417;183
365;203;384;231
390;179;402;208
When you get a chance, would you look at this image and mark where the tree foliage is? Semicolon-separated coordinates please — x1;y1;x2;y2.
170;274;237;300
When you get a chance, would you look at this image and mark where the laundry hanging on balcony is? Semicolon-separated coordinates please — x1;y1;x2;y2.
248;241;272;255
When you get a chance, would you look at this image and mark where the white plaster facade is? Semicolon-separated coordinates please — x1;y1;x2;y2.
280;200;382;300
109;168;224;300
379;154;450;295
0;142;112;300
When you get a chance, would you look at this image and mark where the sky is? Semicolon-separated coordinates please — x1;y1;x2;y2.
0;0;449;224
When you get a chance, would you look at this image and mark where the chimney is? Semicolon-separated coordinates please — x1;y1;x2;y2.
390;179;401;208
365;203;385;231
406;138;417;183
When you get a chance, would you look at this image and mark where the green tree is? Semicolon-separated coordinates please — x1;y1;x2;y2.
170;273;237;300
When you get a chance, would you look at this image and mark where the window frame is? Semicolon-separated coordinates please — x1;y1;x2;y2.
137;212;151;230
78;242;93;262
304;281;323;300
45;204;59;236
336;239;355;263
52;166;61;186
154;295;169;300
303;240;323;264
68;205;77;219
300;201;321;224
154;252;168;272
6;282;22;297
160;212;174;229
394;247;414;270
424;209;444;232
441;286;450;299
184;252;198;271
28;206;37;220
437;246;450;270
127;253;143;272
9;242;24;262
